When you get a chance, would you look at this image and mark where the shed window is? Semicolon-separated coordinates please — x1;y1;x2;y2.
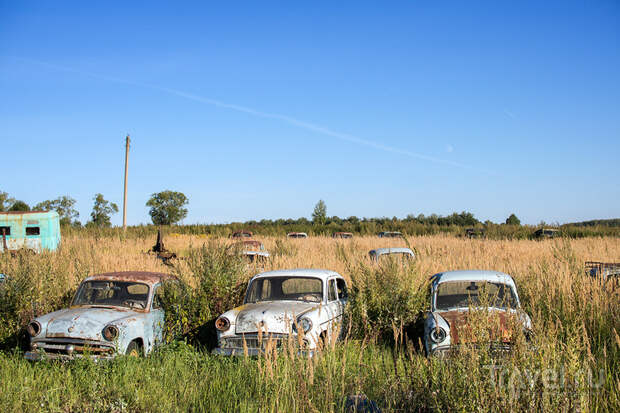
26;227;40;236
0;227;10;236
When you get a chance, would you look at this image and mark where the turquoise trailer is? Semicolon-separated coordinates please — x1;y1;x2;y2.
0;211;61;253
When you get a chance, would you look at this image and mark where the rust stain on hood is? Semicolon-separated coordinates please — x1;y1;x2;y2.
441;310;514;344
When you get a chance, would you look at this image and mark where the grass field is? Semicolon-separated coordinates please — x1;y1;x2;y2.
1;233;619;412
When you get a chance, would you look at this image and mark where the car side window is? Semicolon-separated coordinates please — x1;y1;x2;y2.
336;278;348;299
328;279;337;302
152;286;163;310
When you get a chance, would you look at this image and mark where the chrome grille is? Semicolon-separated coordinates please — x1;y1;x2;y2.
32;337;115;357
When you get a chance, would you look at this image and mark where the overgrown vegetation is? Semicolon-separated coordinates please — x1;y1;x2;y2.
0;234;618;412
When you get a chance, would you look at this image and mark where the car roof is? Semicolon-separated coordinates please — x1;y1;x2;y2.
370;247;414;255
252;268;342;281
432;270;516;287
83;271;175;286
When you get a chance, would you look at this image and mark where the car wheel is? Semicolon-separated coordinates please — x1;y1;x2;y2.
126;340;143;357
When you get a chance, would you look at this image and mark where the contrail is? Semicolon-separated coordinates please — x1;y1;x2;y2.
10;57;491;173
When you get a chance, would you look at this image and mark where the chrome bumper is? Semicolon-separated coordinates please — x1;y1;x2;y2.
212;347;316;357
24;350;115;361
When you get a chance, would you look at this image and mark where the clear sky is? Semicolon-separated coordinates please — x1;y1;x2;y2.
1;1;618;226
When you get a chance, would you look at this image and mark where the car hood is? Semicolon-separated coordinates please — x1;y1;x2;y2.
42;306;140;341
439;309;519;345
235;301;320;334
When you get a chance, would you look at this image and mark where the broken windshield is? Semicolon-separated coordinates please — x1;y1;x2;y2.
73;281;150;310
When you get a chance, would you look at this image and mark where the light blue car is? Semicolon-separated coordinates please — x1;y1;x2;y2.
25;271;175;360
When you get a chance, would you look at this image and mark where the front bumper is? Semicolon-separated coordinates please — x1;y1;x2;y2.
24;350;115;361
25;337;116;361
212;347;316;357
430;343;513;358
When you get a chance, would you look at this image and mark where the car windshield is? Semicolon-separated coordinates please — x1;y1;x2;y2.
246;276;323;303
73;281;150;310
435;281;518;311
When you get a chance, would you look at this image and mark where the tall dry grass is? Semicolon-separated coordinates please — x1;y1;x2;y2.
0;233;618;411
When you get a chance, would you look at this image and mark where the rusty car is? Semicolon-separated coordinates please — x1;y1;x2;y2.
213;269;349;356
332;232;353;239
231;240;270;263
25;271;175;360
287;232;308;239
424;270;532;357
585;261;620;282
377;231;403;238
369;247;415;261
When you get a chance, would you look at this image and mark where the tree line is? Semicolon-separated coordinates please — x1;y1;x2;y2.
0;190;188;228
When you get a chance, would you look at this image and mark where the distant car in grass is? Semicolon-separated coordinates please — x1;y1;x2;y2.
377;231;403;238
369;247;415;261
533;228;560;239
231;240;270;263
231;230;253;239
332;232;353;239
213;269;349;356
287;232;308;239
25;271;175;360
585;262;620;281
465;228;486;239
424;270;532;357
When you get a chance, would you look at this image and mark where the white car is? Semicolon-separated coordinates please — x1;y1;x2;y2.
424;270;532;357
213;269;349;355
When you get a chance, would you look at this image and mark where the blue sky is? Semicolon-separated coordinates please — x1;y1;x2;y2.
1;1;618;225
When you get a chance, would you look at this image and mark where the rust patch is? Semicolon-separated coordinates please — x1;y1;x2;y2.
442;310;513;344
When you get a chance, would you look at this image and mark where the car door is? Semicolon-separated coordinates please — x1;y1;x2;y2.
147;284;166;352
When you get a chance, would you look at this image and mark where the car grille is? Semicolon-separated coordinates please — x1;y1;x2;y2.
222;333;302;350
32;338;115;357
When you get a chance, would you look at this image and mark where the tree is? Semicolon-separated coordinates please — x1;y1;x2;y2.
312;200;327;225
146;190;188;225
8;200;30;211
35;196;80;226
89;193;118;227
505;213;521;226
0;191;15;211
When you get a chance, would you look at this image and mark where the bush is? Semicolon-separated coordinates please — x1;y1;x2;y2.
160;242;250;347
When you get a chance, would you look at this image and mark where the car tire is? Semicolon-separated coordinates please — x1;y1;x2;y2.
126;340;143;357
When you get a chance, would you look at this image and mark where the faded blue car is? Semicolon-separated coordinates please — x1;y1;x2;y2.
25;271;175;360
0;211;61;253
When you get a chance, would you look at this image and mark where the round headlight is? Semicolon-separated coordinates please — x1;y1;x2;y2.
299;317;313;333
430;327;447;343
103;325;119;341
27;321;41;337
215;316;230;331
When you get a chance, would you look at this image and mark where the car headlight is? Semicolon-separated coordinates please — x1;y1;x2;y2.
103;325;119;341
27;321;41;337
299;317;313;334
215;316;230;331
430;327;447;343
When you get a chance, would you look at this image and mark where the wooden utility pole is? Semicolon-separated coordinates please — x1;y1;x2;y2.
122;134;130;231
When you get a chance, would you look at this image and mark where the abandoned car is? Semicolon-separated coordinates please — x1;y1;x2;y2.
332;232;353;239
585;261;620;281
213;269;349;355
424;270;532;357
287;232;308;239
533;228;560;239
25;271;175;360
369;247;415;261
377;231;403;238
